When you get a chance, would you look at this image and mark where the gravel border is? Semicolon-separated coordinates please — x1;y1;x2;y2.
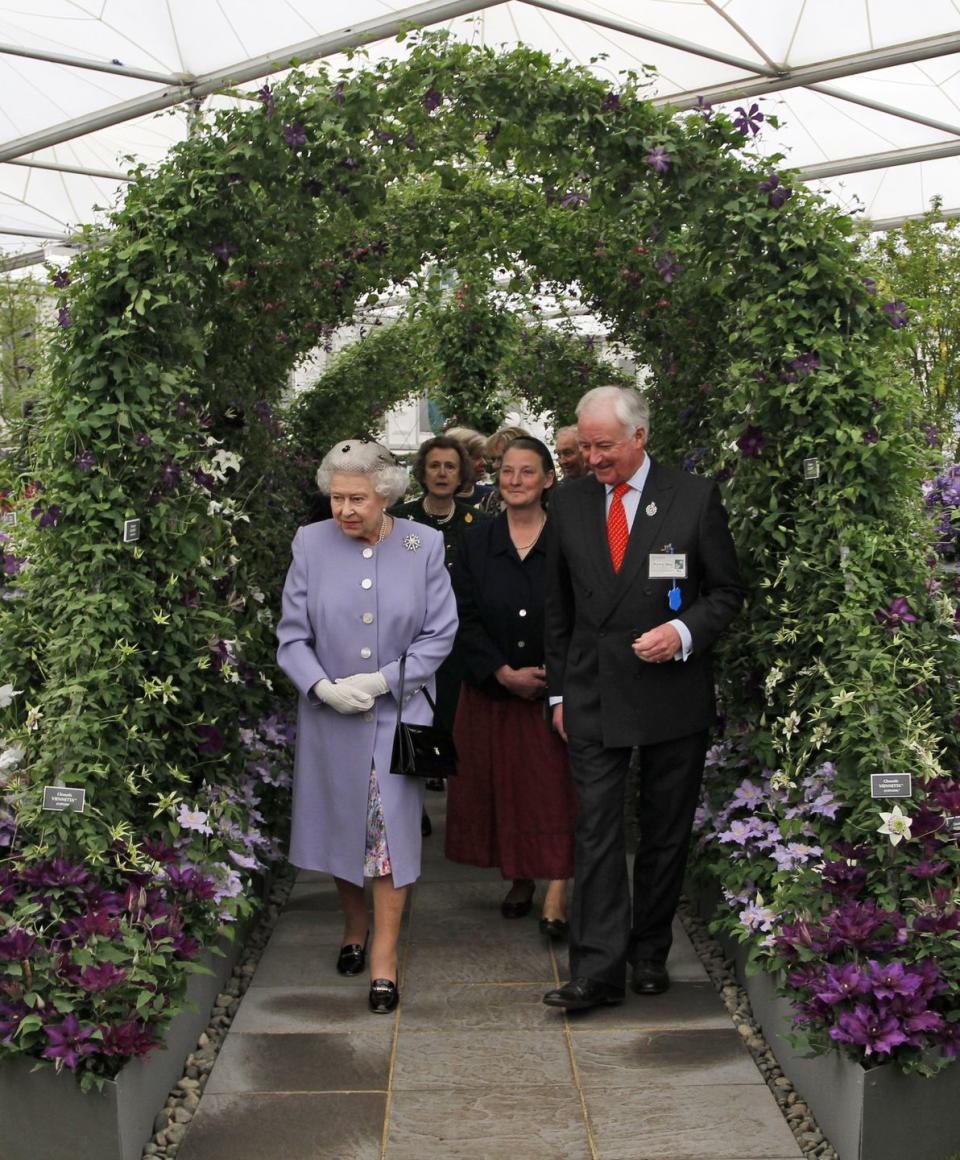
677;895;838;1160
141;867;296;1159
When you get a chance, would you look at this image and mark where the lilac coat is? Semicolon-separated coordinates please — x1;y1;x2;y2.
276;519;458;887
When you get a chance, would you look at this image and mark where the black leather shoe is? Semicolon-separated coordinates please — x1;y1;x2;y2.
542;977;624;1010
501;880;535;919
336;935;368;977
421;810;432;837
538;917;568;940
631;959;670;995
369;978;399;1014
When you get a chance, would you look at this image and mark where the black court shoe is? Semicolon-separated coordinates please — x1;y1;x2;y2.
369;978;399;1014
336;933;368;977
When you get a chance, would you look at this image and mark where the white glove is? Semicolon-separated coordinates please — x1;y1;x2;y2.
339;671;389;699
311;679;374;714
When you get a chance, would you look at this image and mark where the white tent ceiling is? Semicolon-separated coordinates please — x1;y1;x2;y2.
2;0;960;270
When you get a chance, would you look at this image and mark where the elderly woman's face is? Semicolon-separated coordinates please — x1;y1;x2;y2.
423;448;461;499
329;472;390;544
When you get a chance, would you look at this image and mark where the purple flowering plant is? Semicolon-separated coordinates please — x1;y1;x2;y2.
693;730;960;1075
0;710;293;1089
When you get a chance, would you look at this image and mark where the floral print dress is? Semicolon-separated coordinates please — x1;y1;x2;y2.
364;766;392;877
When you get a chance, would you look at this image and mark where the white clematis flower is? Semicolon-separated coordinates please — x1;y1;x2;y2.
0;684;23;708
877;804;912;846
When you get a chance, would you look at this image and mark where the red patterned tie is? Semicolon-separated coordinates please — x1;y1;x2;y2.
607;482;631;572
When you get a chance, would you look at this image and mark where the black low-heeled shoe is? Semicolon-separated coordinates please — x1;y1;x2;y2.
336;934;368;977
539;917;568;940
500;881;535;919
369;978;399;1014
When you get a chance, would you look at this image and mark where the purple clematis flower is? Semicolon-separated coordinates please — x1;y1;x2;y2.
2;555;25;575
211;241;236;265
905;860;949;880
100;1019;161;1057
655;252;682;283
75;450;96;472
814;962;869;1004
602;91;621;113
42;1013;99;1070
135;432;152;447
867;960;924;1001
78;962;128;993
736;425;766;458
57;307;71;328
829;1004;908;1056
52;268;71;289
422;88;442;111
733;103;764;136
862;277;877;295
283;123;307;149
863;427;880;444
256;83;275;117
195;724;224;756
646;146;672;174
875;596;918;630
34;504;61;528
882;301;909;329
758;173;792;207
0;928;37;961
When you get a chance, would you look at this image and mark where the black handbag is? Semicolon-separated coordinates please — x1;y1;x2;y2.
390;654;457;778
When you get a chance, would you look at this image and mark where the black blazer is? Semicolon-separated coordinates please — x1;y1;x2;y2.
545;459;744;747
452;513;551;699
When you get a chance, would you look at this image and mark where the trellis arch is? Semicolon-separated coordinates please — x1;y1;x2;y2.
1;31;958;1079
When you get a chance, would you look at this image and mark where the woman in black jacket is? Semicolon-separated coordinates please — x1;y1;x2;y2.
445;438;577;937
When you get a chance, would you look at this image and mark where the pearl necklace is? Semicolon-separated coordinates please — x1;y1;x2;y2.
423;497;455;525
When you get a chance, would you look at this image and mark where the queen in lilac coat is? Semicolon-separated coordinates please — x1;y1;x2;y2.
277;440;457;1012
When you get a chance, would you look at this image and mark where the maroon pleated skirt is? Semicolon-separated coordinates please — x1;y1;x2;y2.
446;684;577;880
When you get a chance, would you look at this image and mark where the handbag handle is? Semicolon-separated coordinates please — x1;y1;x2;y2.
396;653;437;723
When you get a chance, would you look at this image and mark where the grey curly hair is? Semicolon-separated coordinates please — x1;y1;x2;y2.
316;440;409;505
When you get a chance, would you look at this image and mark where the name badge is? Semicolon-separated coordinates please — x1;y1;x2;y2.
649;553;687;580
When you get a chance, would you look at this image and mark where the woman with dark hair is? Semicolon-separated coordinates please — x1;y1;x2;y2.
446;437;577;937
391;436;489;802
391;435;483;572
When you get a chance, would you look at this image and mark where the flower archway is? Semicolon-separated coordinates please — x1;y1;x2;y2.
1;32;957;1082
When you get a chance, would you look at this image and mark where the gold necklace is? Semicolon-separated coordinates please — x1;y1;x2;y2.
511;513;546;552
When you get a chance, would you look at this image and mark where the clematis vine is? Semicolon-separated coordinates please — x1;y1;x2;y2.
736;425;766;458
654;252;682;282
875;595;918;630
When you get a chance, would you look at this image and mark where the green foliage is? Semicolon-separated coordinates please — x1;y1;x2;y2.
862;200;960;457
0;277;47;418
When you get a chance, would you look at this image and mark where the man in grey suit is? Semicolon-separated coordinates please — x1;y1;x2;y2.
543;386;744;1010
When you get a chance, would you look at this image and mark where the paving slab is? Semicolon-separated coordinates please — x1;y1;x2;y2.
205;1032;393;1094
393;1028;573;1090
559;983;734;1032
386;1086;593;1160
399;982;559;1030
571;1028;762;1089
230;985;394;1034
584;1082;803;1159
176;1092;386;1160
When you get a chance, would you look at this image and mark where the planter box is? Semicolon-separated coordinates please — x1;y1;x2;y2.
0;936;240;1160
694;885;960;1160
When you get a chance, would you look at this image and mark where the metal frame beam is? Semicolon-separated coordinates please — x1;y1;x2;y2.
798;139;960;181
6;158;132;182
0;247;47;273
808;82;960;138
0;0;506;163
652;31;960;110
518;0;779;77
865;206;960;232
0;226;74;240
0;42;188;84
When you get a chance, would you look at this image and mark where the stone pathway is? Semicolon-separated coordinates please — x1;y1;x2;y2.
176;796;802;1160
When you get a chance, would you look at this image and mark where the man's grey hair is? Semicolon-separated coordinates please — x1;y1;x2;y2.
576;385;650;438
555;425;579;443
316;440;410;505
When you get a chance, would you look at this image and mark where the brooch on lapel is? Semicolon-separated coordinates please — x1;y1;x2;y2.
645;502;658;517
403;533;421;552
